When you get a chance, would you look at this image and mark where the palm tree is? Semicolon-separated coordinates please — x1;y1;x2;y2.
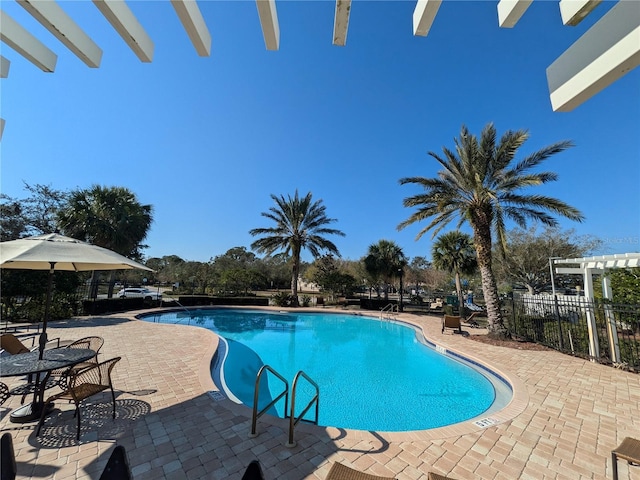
58;185;153;258
363;240;407;301
57;185;153;298
398;123;583;338
249;191;345;307
431;231;477;314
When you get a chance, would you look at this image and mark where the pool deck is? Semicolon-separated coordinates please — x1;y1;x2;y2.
1;307;638;480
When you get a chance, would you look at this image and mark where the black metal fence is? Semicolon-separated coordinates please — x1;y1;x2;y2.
506;294;640;371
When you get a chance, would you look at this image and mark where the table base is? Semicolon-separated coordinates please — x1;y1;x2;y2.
9;401;54;423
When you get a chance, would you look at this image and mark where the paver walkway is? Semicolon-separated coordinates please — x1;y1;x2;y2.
1;308;638;480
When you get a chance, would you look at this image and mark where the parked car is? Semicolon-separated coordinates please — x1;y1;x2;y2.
116;288;162;301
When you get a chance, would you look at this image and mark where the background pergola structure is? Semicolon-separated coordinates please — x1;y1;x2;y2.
0;0;639;139
552;252;640;363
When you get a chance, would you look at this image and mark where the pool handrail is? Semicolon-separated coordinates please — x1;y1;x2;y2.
380;303;398;320
249;365;289;438
286;370;319;448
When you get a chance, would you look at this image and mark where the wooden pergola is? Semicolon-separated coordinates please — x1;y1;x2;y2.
1;0;638;140
552;252;640;363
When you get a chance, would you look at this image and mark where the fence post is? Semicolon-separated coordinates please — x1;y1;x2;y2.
583;272;600;362
601;277;621;364
509;296;516;337
553;295;564;350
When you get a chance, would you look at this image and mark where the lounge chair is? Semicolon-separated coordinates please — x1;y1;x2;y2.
612;437;640;480
0;333;60;355
0;334;32;355
464;311;484;328
36;357;121;440
325;462;396;480
442;315;462;334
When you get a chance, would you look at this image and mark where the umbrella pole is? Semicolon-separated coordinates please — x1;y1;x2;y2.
38;262;55;359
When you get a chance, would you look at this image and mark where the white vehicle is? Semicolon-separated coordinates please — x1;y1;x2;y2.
116;287;162;301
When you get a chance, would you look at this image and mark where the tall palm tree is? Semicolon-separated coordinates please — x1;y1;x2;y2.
249;191;344;307
364;240;407;301
431;231;477;314
398;123;583;338
57;185;153;298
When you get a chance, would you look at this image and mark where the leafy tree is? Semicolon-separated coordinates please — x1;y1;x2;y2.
260;254;291;290
431;231;477;312
607;268;640;305
21;183;68;236
398;123;583;338
308;255;357;300
494;226;601;294
0;194;25;241
364;240;407;301
146;255;186;286
0;183;67;240
406;256;431;296
212;247;263;295
249;191;345;306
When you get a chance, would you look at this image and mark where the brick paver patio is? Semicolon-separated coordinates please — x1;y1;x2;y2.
1;308;638;479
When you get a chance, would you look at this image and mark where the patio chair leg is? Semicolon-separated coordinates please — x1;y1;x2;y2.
111;387;116;419
612;451;619;480
36;401;51;437
76;407;81;440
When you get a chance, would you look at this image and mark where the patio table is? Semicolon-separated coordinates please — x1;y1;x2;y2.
0;348;96;423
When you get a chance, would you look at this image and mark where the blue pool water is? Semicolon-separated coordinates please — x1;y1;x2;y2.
140;309;510;431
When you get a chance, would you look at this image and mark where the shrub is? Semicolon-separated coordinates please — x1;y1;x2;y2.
271;292;295;307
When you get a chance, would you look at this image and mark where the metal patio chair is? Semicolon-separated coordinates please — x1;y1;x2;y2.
36;357;121;440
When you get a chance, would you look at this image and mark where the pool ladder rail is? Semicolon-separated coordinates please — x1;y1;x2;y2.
249;365;319;448
380;303;399;320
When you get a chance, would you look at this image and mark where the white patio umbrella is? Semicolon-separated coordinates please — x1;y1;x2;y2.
0;233;153;358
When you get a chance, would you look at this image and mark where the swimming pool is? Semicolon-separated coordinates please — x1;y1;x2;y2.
140;308;511;432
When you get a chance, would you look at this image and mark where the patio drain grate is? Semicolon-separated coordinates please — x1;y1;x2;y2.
208;390;226;401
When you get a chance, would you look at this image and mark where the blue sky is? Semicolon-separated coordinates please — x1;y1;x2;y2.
1;1;639;263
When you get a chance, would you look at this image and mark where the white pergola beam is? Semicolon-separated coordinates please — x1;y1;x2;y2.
256;0;279;51
333;0;351;46
559;0;602;26
170;0;211;57
0;10;57;72
0;55;10;78
92;0;154;62
546;0;640;112
17;0;103;68
413;0;442;37
497;0;533;28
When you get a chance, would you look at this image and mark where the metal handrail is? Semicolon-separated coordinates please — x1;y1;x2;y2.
249;365;289;438
286;370;319;448
380;303;397;320
170;299;194;321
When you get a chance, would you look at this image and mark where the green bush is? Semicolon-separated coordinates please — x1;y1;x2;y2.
271;292;295;307
301;295;312;307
